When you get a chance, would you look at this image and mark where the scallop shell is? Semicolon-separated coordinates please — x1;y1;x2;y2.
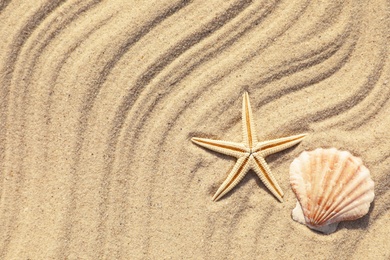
290;148;375;234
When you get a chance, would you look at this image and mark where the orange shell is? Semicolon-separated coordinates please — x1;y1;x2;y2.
290;148;375;234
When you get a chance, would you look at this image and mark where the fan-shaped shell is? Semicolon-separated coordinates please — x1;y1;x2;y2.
290;148;375;234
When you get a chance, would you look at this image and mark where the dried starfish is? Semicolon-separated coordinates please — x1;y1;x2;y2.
192;92;306;202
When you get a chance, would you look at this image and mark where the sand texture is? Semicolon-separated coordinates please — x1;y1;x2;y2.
0;1;389;259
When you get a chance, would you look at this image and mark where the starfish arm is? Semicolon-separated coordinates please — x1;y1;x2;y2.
242;92;258;148
254;133;307;157
212;156;250;201
251;155;284;202
191;137;246;158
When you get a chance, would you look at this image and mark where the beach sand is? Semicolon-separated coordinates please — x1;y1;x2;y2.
0;0;389;259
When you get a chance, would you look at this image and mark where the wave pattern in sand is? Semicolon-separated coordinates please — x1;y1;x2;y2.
0;0;389;259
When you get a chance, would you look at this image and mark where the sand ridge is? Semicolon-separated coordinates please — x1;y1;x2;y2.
0;0;389;259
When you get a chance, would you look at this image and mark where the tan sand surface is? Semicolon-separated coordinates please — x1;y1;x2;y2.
0;0;389;259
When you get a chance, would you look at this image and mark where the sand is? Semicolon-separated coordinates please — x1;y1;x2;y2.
0;0;389;259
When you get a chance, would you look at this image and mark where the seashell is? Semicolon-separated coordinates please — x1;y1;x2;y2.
290;148;375;234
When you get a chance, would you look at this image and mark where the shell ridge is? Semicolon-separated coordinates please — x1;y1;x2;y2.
330;192;374;223
310;148;323;223
318;165;372;224
312;149;339;224
314;153;357;224
311;150;349;225
291;153;311;211
323;179;374;224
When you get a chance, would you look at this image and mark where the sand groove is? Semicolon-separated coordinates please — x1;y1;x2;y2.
0;0;389;259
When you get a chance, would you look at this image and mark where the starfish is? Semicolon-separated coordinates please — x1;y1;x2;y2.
192;92;306;202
